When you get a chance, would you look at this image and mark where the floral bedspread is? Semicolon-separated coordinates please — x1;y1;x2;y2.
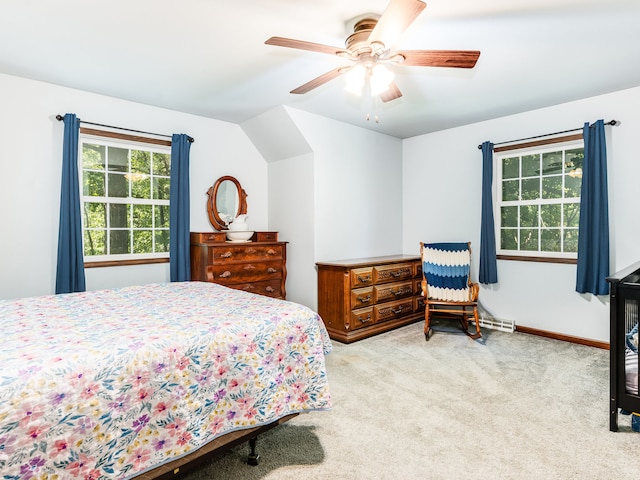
0;282;332;479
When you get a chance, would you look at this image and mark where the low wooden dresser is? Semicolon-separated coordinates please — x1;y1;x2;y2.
316;255;424;343
190;232;287;299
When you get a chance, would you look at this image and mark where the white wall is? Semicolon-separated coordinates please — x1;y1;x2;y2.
403;86;640;343
287;109;404;263
0;73;268;299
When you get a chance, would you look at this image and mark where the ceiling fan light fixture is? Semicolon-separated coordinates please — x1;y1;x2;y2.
369;64;394;96
344;63;366;95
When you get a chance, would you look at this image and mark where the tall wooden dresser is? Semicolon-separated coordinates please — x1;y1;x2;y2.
316;255;424;343
190;232;287;299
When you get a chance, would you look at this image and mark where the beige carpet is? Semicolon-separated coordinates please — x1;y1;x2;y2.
179;320;637;480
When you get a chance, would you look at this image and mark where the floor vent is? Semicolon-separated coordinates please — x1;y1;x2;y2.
478;315;515;333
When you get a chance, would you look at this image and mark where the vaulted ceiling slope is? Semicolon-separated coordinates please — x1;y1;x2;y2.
1;0;639;139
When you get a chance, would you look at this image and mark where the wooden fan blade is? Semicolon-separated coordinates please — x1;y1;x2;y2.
265;36;342;56
290;67;346;94
396;50;481;68
367;0;426;49
379;81;403;103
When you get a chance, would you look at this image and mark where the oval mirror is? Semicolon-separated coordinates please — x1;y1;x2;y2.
206;176;247;230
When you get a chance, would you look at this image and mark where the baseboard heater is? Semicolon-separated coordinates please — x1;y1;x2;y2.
478;315;515;333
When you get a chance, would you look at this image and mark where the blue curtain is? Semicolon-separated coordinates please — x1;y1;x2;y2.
55;113;86;294
169;134;192;282
479;141;498;284
576;120;609;295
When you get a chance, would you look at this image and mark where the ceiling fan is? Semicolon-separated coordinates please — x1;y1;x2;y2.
265;0;480;103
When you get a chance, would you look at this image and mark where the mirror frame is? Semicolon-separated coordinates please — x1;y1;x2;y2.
206;175;248;231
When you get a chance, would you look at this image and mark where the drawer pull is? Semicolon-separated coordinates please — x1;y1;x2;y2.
358;295;372;303
247;248;257;254
267;267;277;274
243;285;255;291
357;275;371;283
265;286;275;293
391;307;404;314
360;315;372;323
219;271;232;278
267;249;276;255
244;264;256;270
221;251;233;258
392;288;410;296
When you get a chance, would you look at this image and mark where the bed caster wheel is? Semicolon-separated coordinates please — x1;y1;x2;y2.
247;437;260;466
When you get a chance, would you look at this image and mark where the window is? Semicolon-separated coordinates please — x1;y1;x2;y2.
80;132;171;264
495;139;584;260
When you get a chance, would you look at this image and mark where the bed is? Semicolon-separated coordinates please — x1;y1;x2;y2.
607;260;640;431
0;281;332;478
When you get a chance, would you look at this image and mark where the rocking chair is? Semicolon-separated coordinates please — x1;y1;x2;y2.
420;242;482;341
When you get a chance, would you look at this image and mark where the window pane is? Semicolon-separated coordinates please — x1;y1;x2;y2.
84;202;106;228
83;144;105;170
133;204;152;228
131;174;151;199
133;230;153;254
155;205;170;228
153;177;170;200
520;205;539;228
110;203;130;229
108;147;129;172
564;173;581;198
564;229;579;252
110;230;130;254
84;230;106;256
502;179;519;201
501;229;518;250
563;202;580;227
565;148;584;172
155;230;170;253
541;229;561;252
153;153;171;176
502;157;519;179
542;151;562;175
540;204;560;227
520;229;538;251
83;171;105;197
522;154;539;177
108;173;128;197
521;178;540;200
541;175;562;199
131;150;150;174
501;206;518;228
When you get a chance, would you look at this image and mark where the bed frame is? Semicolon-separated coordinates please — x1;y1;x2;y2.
607;260;640;431
137;414;298;479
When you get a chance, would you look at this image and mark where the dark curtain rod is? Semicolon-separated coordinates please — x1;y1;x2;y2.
55;114;194;143
477;119;618;149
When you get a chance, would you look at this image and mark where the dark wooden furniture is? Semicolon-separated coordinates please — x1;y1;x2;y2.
607;260;640;431
190;232;287;299
316;255;424;343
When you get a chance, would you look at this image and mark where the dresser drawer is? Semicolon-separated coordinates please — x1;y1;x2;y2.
414;295;426;312
351;267;373;288
374;281;413;303
229;279;282;298
207;260;283;285
373;263;413;284
209;244;284;262
351;287;374;309
350;307;374;330
374;298;414;323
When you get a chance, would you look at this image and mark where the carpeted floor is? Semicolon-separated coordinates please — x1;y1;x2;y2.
178;320;637;480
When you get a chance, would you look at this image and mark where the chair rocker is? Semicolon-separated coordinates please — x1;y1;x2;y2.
420;242;482;341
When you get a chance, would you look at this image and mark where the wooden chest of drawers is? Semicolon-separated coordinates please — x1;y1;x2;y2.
190;232;287;299
316;255;424;343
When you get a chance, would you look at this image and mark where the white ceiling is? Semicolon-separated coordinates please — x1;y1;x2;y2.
2;0;640;139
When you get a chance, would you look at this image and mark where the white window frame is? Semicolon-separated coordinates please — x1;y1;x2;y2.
494;138;584;261
79;132;171;264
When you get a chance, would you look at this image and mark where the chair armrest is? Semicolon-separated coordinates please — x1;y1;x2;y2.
470;282;479;302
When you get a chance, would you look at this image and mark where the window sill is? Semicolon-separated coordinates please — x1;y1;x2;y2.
84;257;169;268
497;254;577;265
